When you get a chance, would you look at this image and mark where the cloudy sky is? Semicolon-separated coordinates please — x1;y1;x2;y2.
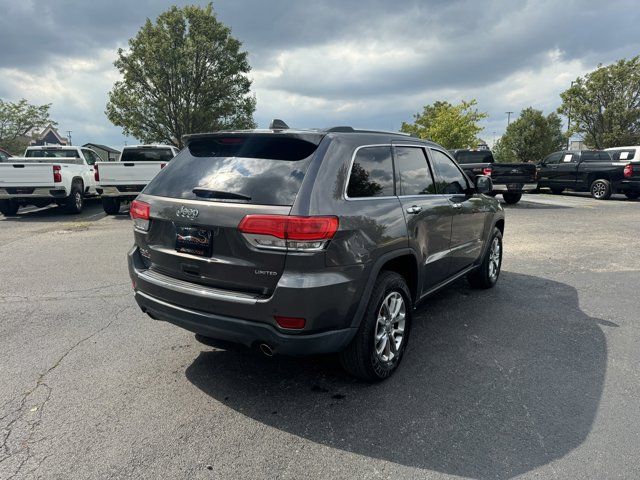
1;0;638;150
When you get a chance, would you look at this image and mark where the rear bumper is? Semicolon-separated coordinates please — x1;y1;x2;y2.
134;290;355;356
128;246;361;356
618;179;640;192
492;183;538;193
0;187;68;199
97;185;145;197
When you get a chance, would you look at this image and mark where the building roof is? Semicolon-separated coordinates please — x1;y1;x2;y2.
83;143;121;154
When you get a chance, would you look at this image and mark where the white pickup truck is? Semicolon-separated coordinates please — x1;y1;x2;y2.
95;144;178;214
0;145;102;216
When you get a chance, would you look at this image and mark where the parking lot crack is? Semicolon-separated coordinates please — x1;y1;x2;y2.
0;305;130;478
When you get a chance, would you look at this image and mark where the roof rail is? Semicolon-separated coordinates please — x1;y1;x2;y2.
325;126;414;137
325;126;354;133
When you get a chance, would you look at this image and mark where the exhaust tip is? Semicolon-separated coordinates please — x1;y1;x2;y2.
258;343;274;357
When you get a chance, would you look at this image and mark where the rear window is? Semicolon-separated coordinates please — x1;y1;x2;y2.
121;148;174;162
143;135;320;206
452;150;494;164
25;149;79;158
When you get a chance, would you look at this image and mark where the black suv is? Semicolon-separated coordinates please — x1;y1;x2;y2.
128;123;505;381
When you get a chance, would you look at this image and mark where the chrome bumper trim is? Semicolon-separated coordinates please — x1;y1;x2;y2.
137;268;259;305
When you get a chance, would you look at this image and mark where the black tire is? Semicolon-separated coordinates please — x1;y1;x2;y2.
339;271;412;382
65;182;84;214
467;227;503;289
624;192;639;200
502;192;522;204
550;187;565;194
590;178;611;200
0;199;19;216
102;197;121;215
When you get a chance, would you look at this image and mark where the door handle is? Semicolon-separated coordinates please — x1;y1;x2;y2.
405;205;422;214
549;166;558;169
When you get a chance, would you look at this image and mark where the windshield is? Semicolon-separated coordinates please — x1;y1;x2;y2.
452;150;495;164
143;135;320;205
25;149;80;158
120;148;175;162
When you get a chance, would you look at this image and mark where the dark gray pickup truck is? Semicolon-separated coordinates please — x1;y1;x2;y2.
450;149;537;204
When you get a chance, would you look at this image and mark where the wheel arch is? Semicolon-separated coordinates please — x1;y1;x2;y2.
349;248;420;329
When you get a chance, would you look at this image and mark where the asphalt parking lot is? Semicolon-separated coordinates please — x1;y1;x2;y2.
1;194;639;479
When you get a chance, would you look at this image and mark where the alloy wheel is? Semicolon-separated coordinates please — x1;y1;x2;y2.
374;291;406;362
488;236;502;280
592;182;606;199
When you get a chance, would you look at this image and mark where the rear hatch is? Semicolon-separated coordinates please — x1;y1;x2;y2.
0;161;56;187
136;132;323;297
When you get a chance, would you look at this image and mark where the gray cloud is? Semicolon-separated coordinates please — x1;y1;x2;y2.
0;0;639;148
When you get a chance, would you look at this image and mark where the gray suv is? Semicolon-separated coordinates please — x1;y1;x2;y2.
128;123;505;381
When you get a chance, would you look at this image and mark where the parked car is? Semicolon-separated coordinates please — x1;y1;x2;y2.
537;150;640;200
449;149;537;204
128;122;505;381
0;148;12;162
95;144;179;214
0;145;101;216
604;146;640;199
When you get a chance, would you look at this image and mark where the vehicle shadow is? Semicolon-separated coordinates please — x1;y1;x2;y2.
0;198;104;223
185;272;607;479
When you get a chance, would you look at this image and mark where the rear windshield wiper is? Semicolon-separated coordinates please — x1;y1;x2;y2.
192;187;251;201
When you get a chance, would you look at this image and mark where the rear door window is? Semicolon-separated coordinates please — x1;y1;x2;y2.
394;146;436;195
143;135;321;206
347;146;394;198
430;149;469;194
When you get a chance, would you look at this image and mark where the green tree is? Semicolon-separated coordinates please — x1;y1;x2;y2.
558;56;640;149
494;107;565;163
401;100;487;149
0;99;56;154
492;137;517;163
106;3;256;148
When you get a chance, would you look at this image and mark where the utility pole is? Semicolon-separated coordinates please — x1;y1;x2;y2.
506;111;514;126
492;131;497;148
66;131;72;146
567;80;575;150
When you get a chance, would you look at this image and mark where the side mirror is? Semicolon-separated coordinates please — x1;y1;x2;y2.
476;175;493;195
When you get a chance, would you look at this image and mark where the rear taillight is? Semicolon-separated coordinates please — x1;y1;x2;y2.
94;164;100;181
238;215;339;251
624;164;633;178
53;165;62;183
130;200;150;231
482;167;492;176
